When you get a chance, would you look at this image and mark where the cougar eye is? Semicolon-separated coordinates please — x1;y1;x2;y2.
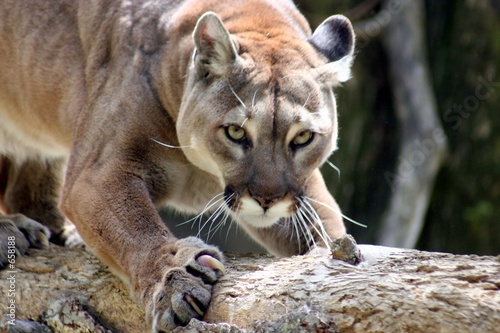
292;130;314;148
225;125;247;143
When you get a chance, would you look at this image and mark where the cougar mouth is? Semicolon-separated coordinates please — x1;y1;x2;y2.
224;185;295;228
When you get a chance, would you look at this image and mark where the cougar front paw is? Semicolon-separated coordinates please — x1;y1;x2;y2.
51;222;84;248
149;237;224;332
0;214;50;269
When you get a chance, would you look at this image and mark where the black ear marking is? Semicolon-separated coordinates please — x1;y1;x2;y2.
308;15;355;62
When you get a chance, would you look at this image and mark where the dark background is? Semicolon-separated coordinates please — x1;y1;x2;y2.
166;0;500;256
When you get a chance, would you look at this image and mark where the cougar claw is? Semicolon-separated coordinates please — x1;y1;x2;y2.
36;230;49;248
197;254;225;274
185;294;205;316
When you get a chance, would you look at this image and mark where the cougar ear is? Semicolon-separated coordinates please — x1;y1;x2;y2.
193;12;238;77
308;15;355;62
309;15;355;86
312;56;354;86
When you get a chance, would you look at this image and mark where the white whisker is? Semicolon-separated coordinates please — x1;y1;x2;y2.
299;197;332;250
295;205;316;250
225;201;241;244
288;217;294;242
202;216;218;240
290;215;302;254
225;216;236;244
217;197;235;238
197;206;223;238
176;192;225;227
251;90;258;108
236;107;245;117
198;194;234;239
208;209;231;242
150;138;192;149
229;84;247;109
325;160;341;180
207;219;223;242
198;198;228;238
240;117;249;128
301;197;332;243
302;93;311;109
207;200;231;240
299;211;315;248
297;198;330;251
304;196;367;228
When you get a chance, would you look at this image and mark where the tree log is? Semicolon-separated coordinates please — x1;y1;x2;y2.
1;244;499;332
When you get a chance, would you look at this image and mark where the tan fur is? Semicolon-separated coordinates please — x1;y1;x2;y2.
0;0;354;330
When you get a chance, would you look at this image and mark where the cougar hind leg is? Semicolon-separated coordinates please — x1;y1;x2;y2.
0;156;48;267
0;156;79;246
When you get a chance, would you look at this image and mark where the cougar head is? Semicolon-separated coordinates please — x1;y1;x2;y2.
177;12;354;229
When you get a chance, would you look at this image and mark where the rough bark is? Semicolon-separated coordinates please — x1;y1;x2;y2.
1;244;499;333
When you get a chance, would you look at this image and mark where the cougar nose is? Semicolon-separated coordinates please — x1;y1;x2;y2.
254;196;279;209
251;192;284;210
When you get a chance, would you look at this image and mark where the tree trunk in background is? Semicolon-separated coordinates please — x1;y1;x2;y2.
296;0;500;255
420;0;500;255
377;0;447;248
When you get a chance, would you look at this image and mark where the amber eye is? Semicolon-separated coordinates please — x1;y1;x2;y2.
225;125;247;142
292;131;314;148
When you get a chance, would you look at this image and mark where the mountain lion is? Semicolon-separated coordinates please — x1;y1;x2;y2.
0;0;354;330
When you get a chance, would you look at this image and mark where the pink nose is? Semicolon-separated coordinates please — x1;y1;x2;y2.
253;196;280;209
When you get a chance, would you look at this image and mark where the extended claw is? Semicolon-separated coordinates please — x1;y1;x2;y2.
197;254;226;274
36;230;49;248
185;294;205;317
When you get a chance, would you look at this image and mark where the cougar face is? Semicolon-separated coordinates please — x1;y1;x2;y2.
176;11;352;230
179;58;338;229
